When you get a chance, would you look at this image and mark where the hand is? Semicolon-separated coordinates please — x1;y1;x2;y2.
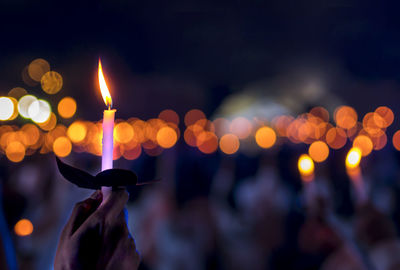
54;189;140;270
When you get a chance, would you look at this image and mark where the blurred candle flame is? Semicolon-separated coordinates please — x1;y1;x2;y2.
346;147;362;169
98;59;112;109
298;154;314;180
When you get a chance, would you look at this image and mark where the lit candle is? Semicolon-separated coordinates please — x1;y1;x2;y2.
298;154;315;206
345;147;366;204
98;59;116;200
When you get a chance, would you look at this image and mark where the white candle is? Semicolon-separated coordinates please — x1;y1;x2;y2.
101;108;116;198
98;59;115;200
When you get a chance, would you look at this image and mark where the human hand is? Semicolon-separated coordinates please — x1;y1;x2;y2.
54;189;140;270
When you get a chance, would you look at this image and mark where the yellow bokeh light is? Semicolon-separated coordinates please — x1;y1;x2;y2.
156;126;178;149
308;140;329;163
41;71;63;94
255;126;276;149
346;147;362;169
58;97;77;119
8;97;19;121
298;154;314;177
67;122;87;143
28;58;50;82
115;122;134;144
219;134;240;155
6;141;26;162
353;135;373;157
53;136;72;157
0;97;14;120
14;219;33;237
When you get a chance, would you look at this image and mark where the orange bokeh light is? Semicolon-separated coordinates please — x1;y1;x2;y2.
115;122;134;144
67;121;87;144
334;106;357;129
14;219;33;237
157;126;178;148
255;126;276;149
53;136;72;157
353;135;373;156
58;97;77;119
308;140;329;163
6;141;26;162
374;106;394;128
159;109;179;125
325;127;347;149
184;109;206;126
219;134;240;155
392;130;400;151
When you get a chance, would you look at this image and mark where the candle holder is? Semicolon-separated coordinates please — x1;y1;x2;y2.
56;157;156;190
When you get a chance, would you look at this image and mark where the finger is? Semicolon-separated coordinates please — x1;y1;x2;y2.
64;190;103;236
97;188;129;222
73;189;129;237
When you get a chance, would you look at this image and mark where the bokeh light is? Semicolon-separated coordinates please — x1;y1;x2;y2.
58;97;77;119
230;117;253;139
346;147;362;169
353;135;373;156
159;109;179;125
197;131;218;154
18;95;38;119
374;106;394;128
334;106;357;129
41;71;63;94
219;134;240;155
184;109;206;126
0;97;14;120
157;126;178;149
8;87;27;100
28;58;50;82
67;122;87;143
53;136;72;157
392;130;400;151
14;219;33;237
38;112;57;131
28;99;51;123
115;122;134;144
6;141;26;162
308;141;329;163
298;154;314;177
255;126;277;149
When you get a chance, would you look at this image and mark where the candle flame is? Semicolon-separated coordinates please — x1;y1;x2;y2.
346;147;362;169
98;59;112;109
298;154;314;177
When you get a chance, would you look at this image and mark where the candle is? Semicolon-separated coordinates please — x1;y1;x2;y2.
98;59;116;200
345;147;366;204
298;154;316;206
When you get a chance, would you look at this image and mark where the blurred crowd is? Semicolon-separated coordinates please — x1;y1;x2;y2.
1;141;400;270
